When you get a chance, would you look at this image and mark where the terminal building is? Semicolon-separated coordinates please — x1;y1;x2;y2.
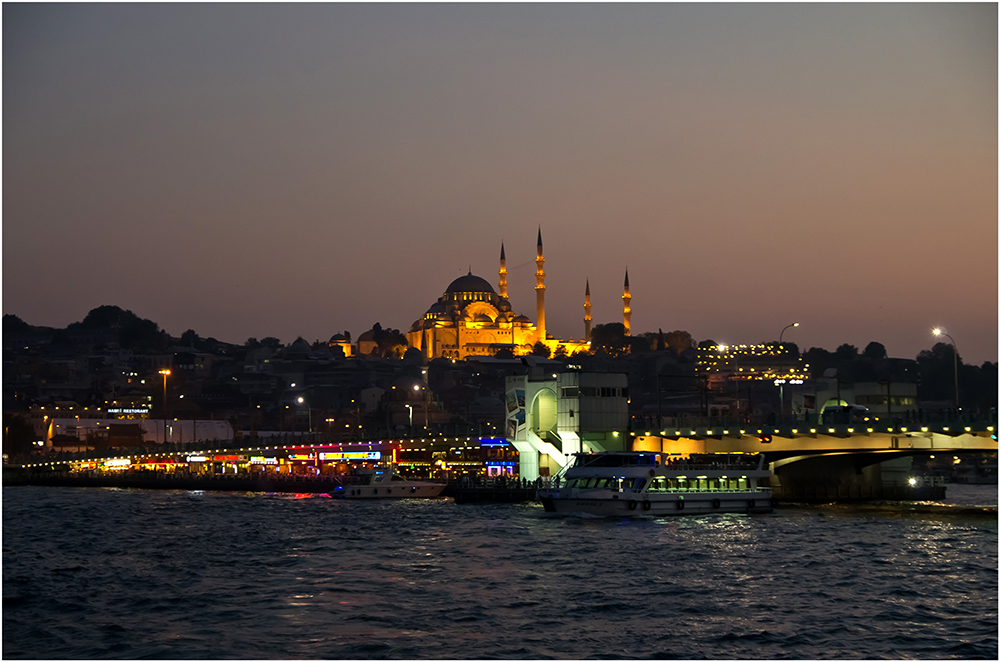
505;364;629;480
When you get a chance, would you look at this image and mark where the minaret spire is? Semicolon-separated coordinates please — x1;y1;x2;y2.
584;278;592;343
622;268;631;337
535;227;546;342
498;242;508;299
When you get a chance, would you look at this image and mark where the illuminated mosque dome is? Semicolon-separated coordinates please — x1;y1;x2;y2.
445;273;495;295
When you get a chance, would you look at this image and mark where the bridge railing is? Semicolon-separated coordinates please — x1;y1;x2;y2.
631;410;997;435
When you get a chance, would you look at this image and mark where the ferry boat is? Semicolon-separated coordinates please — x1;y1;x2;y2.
340;465;446;499
537;451;772;517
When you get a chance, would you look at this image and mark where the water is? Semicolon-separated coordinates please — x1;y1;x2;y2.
4;484;997;659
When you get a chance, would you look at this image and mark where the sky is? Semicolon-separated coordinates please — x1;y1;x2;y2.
3;4;997;364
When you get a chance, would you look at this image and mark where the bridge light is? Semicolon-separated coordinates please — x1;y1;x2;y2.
758;434;772;444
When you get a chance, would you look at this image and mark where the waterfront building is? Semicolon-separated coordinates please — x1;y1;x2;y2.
505;364;629;480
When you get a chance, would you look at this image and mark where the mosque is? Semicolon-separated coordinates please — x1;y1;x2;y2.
406;230;632;360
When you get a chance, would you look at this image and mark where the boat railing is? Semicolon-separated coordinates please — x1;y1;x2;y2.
661;462;760;471
647;486;772;494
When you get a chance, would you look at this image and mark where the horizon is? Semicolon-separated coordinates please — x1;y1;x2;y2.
4;4;996;364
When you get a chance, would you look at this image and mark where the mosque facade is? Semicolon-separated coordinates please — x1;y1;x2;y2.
406;230;628;360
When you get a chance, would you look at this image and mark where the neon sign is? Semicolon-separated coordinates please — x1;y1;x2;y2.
319;451;381;461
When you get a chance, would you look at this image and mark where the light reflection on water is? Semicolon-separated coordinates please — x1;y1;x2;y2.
3;485;997;660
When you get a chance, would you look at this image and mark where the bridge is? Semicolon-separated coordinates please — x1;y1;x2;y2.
631;414;996;501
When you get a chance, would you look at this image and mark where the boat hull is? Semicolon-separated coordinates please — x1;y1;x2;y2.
537;491;772;517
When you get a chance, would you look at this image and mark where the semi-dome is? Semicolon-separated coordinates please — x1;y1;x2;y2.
445;273;496;295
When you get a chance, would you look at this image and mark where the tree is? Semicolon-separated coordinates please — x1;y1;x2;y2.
835;344;859;361
74;305;128;329
120;316;166;350
531;341;551;358
368;323;408;358
181;329;199;347
3;414;37;458
664;330;694;356
3;314;32;335
863;342;887;360
628;335;651;354
493;346;515;359
245;337;261;350
590;323;629;356
260;337;282;350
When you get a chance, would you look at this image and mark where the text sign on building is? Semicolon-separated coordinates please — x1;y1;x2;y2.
318;451;381;461
250;456;278;465
288;454;313;461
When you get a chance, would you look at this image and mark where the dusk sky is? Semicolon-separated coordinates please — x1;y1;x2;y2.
4;3;997;364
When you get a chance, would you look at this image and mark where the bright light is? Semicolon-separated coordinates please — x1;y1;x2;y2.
908;477;917;486
413;385;420;391
297;397;304;404
932;328;942;336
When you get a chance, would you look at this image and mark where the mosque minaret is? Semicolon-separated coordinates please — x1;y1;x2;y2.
498;242;508;299
534;228;546;343
622;268;632;336
584;279;592;343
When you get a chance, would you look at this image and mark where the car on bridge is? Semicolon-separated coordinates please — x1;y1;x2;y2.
820;404;876;425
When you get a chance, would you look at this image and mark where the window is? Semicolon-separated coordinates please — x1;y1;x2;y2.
561;387;579;398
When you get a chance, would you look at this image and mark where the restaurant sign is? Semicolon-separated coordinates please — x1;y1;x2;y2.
318;451;381;461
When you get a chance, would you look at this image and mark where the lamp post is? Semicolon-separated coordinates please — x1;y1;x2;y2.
778;323;799;419
779;322;800;345
159;369;170;444
932;328;960;409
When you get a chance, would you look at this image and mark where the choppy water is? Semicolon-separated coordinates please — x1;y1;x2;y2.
3;484;997;660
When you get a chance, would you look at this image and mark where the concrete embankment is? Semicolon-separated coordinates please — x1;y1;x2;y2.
4;472;344;494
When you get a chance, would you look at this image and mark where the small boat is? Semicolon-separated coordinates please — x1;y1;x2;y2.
537;451;773;517
340;465;446;499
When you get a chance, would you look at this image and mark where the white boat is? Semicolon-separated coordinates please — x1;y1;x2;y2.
537;451;773;517
340;465;446;499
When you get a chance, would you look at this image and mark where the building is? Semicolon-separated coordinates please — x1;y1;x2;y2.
505;364;629;480
406;230;624;360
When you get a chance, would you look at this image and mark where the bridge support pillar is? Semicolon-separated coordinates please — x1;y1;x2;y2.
770;455;944;502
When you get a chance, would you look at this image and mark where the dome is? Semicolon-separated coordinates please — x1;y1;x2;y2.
445;273;496;295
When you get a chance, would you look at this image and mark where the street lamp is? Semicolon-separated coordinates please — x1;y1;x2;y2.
779;322;800;345
159;369;170;444
778;323;799;419
932;328;960;409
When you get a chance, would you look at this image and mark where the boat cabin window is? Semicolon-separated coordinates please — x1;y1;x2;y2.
573;454;657;468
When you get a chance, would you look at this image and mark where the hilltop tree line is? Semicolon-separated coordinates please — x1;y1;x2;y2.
5;309;996;410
